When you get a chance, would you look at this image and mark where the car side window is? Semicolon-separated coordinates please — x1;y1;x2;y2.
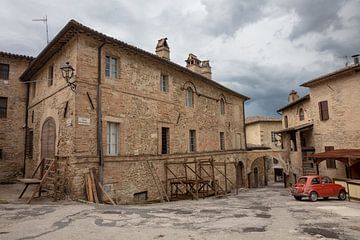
311;178;320;185
321;177;332;184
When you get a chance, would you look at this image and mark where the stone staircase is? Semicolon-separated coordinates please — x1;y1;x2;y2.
303;161;317;176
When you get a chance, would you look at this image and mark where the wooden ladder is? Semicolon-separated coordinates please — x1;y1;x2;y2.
18;158;57;204
147;161;169;202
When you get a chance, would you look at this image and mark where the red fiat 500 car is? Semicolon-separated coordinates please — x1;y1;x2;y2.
290;175;347;202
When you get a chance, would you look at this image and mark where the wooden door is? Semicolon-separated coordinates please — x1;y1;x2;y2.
41;117;56;160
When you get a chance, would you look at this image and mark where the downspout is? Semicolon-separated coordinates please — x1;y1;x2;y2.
97;42;106;193
22;81;30;177
242;100;247;150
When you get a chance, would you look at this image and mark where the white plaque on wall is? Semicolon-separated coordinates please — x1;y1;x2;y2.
78;117;90;125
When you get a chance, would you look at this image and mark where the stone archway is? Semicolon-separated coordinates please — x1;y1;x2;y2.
41;117;56;160
236;161;245;188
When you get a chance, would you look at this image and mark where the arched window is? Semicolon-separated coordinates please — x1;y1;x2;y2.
299;108;304;121
220;98;225;115
284;115;288;128
186;87;194;107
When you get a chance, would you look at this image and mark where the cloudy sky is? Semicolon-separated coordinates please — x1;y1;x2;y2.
1;0;359;117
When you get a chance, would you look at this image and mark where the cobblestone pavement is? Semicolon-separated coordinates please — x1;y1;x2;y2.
1;185;360;240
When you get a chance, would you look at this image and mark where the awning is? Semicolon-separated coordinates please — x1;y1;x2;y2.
311;149;360;166
275;123;313;133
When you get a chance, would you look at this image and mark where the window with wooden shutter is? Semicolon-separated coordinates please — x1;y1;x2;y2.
319;101;329;121
325;146;336;169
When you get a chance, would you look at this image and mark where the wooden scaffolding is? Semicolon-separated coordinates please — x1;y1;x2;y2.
165;157;236;200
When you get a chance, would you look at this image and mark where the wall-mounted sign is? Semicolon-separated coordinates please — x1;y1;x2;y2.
78;117;90;125
66;118;72;127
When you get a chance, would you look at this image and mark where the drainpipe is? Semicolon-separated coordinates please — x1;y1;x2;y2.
22;81;30;177
242;100;247;150
97;42;106;195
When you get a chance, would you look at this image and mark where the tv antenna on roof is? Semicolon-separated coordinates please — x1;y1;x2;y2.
32;15;49;44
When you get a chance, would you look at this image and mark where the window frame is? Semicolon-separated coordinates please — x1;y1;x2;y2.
284;115;288;128
105;55;118;79
325;146;336;169
161;127;170;154
189;129;196;152
0;63;9;80
299;108;304;121
48;65;54;86
220;98;225;115
220;132;225;151
0;97;8;118
160;74;169;92
186;87;194;107
107;122;119;155
319;101;329;121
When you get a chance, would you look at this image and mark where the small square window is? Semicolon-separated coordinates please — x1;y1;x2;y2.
160;74;169;92
105;56;118;78
0;63;9;80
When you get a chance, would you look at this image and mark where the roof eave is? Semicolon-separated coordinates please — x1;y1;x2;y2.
276;94;310;113
20;19;250;100
301;64;360;87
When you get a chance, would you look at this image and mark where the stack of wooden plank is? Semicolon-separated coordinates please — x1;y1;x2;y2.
85;169;116;205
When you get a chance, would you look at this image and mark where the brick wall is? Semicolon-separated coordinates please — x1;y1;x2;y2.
0;55;30;182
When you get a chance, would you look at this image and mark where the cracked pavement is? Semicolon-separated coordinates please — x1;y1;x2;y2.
1;185;360;240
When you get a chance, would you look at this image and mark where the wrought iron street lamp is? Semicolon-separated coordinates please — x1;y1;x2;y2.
60;62;76;91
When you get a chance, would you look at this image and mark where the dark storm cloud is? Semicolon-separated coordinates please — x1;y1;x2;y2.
285;0;346;40
216;61;314;116
201;0;269;36
1;0;359;118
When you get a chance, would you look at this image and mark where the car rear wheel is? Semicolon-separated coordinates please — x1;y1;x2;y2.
309;191;318;202
338;190;346;201
294;196;302;201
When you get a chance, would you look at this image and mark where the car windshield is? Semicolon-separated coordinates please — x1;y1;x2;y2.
298;177;307;184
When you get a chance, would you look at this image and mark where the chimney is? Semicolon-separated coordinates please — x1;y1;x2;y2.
155;38;170;60
185;54;212;79
288;90;299;103
185;54;202;74
352;54;359;65
201;60;212;79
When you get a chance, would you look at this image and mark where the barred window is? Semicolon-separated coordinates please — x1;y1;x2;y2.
189;129;196;152
220;132;225;150
0;97;7;118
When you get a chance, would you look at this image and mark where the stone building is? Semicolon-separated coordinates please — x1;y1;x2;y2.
245;116;284;184
245;116;282;150
277;58;360;181
18;20;289;202
0;52;33;182
1;20;290;202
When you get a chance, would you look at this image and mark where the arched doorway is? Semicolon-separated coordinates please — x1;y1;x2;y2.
236;161;245;188
41;117;56;160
